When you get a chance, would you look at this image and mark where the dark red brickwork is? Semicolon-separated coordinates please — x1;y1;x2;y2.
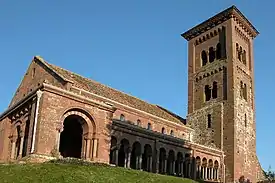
0;6;266;183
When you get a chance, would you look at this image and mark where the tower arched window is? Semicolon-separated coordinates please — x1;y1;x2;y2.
242;50;247;65
238;47;242;61
209;47;215;63
170;130;174;136
137;119;141;126
240;81;244;98
120;114;125;121
212;81;218;99
161;127;165;134
201;50;208;66
147;123;152;130
205;85;211;101
216;43;221;59
207;114;212;128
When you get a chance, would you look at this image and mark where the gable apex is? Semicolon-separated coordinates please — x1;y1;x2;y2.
33;56;74;84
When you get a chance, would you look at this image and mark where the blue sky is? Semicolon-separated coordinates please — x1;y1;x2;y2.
0;1;273;171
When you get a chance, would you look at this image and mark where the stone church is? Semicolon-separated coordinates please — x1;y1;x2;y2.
0;5;266;183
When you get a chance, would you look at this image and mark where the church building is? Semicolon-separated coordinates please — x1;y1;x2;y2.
0;6;265;183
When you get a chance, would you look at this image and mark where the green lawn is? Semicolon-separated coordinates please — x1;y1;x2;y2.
0;160;197;183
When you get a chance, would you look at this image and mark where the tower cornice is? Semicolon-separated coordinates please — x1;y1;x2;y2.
181;5;259;41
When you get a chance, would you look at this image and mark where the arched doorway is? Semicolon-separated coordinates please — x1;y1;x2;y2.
159;148;166;174
142;144;152;172
118;139;130;167
176;152;184;177
167;150;175;175
130;142;141;169
59;115;84;158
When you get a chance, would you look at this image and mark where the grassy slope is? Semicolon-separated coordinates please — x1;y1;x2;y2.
0;163;198;183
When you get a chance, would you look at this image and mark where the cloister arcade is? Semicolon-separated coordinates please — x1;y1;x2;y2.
110;119;221;181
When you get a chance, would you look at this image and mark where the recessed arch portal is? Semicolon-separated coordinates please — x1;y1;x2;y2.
59;115;84;158
59;109;96;159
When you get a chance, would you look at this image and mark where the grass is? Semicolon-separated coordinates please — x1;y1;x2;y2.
0;159;198;183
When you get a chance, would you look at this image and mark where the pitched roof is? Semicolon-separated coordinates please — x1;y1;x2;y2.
35;56;186;125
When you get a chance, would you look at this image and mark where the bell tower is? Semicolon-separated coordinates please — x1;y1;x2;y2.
182;6;261;183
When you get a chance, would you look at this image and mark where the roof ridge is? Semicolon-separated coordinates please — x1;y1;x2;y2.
36;56;185;124
43;58;166;109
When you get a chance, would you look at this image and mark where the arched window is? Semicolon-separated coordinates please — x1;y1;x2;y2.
243;83;247;100
212;81;218;99
209;47;215;63
238;47;242;61
236;43;239;59
170;130;174;136
137;119;141;126
32;68;36;79
207;114;212;128
120;114;125;121
242;50;247;65
147;123;152;130
161;127;165;134
201;50;208;66
216;43;221;59
205;85;211;101
240;81;244;98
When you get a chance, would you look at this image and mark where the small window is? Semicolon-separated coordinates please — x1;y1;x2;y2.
170;130;174;136
240;81;243;98
244;114;247;127
120;114;125;121
209;47;215;63
161;127;165;134
201;50;208;66
207;114;212;128
242;50;247;65
205;85;211;101
212;81;218;99
147;123;152;130
137;119;141;126
32;68;36;79
216;43;221;59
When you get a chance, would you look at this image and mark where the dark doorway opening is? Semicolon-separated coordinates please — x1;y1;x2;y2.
59;115;83;158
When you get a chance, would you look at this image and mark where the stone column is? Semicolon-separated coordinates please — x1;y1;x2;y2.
149;156;153;172
85;139;91;160
11;141;16;160
172;161;175;175
197;165;201;179
81;138;86;159
201;167;205;180
126;150;131;168
92;138;98;159
164;158;167;174
155;156;159;173
139;155;142;170
181;162;184;177
18;136;24;158
115;148;119;166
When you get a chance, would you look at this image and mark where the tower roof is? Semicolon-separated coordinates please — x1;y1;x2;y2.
181;5;259;41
